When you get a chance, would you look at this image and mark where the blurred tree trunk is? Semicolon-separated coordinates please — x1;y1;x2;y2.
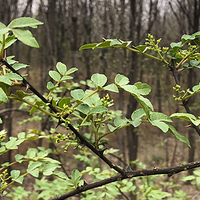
82;0;93;81
117;0;127;166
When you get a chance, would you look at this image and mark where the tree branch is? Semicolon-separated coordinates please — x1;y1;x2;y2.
0;59;125;176
49;161;200;200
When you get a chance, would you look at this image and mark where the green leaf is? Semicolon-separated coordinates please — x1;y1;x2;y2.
15;154;24;162
127;118;141;127
71;169;82;186
114;119;127;128
15;175;24;184
150;112;172;122
150;120;169;133
194;170;200;177
107;124;116;132
12;63;29;70
170;42;183;49
11;170;20;180
43;163;60;176
137;96;154;111
8;17;43;28
94;41;111;49
76;104;90;114
26;148;38;158
12;29;39;48
0;22;6;29
115;74;129;86
0;76;12;85
110;39;121;46
119;39;132;47
60;76;73;81
168;125;191;147
134;82;151;95
5;35;17;49
121;85;140;97
190;60;200;67
0;87;8;103
91;73;107;87
71;89;85;100
90;106;108;114
79;43;98;50
0;27;10;35
58;97;71;108
192;31;200;38
28;168;39;177
181;34;195;43
47;81;55;91
131;109;146;121
83;90;102;106
170;113;196;122
56;62;67;75
4;73;22;80
103;83;119;93
66;67;78;75
49;70;61;82
28;162;43;172
15;90;29;99
192;83;200;92
135;45;148;52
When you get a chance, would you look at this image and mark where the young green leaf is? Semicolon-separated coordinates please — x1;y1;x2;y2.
115;74;129;86
71;89;85;100
90;106;108;114
131;108;146;121
135;45;148;52
0;76;12;86
49;70;61;82
181;34;195;43
134;82;151;95
26;148;38;159
94;41;111;49
114;119;127;128
121;85;140;97
76;104;90;114
91;73;107;87
47;81;55;91
56;62;67;75
150;112;172;122
192;83;200;92
8;17;43;28
71;169;82;186
15;154;24;162
110;39;121;46
168;125;191;147
12;63;29;70
0;87;8;103
103;83;119;93
11;170;20;180
66;67;78;75
42;163;60;176
150;120;169;133
28;168;39;177
170;113;196;122
4;73;23;81
12;29;39;48
28;162;43;172
79;43;98;50
58;97;71;108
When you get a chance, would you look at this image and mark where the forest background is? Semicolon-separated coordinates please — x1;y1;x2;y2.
1;0;200;199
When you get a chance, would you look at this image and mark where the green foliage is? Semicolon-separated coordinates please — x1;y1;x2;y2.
1;17;200;199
